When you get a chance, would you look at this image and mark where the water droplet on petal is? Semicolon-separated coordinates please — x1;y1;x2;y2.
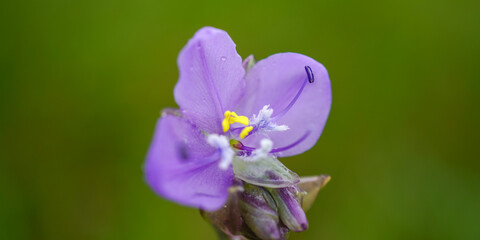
221;56;227;61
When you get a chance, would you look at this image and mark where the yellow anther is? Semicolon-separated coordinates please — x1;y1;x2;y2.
222;111;249;132
240;126;253;139
222;118;230;132
233;115;249;125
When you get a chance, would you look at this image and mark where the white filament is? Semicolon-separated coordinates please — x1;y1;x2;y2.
207;134;235;170
250;105;289;132
245;138;273;162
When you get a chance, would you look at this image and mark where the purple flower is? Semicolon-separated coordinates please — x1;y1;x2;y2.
145;27;331;211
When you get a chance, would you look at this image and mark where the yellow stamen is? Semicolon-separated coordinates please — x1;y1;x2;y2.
222;111;249;132
222;118;231;132
240;126;253;139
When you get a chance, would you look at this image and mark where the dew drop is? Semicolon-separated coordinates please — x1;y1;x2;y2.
221;56;227;61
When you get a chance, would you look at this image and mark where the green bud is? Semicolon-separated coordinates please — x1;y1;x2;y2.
242;55;257;73
240;184;281;240
232;156;300;188
201;175;331;239
267;185;308;232
201;184;244;238
161;108;182;117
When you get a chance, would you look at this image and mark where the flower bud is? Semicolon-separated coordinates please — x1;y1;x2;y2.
232;156;300;188
200;184;244;238
242;55;256;73
240;184;281;240
160;108;181;117
267;185;308;232
201;175;331;239
278;223;290;240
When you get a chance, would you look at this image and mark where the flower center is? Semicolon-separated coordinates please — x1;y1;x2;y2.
230;138;273;161
222;66;314;140
222;111;253;139
225;66;316;155
222;111;249;131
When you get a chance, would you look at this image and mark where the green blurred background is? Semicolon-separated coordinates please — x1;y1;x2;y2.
1;0;479;239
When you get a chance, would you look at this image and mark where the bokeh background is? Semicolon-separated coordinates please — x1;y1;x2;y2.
1;0;479;239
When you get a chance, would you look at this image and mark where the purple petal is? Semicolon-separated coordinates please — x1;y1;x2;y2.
236;53;331;157
145;115;234;211
174;27;246;133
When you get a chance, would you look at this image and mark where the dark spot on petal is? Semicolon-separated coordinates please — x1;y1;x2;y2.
177;143;189;162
